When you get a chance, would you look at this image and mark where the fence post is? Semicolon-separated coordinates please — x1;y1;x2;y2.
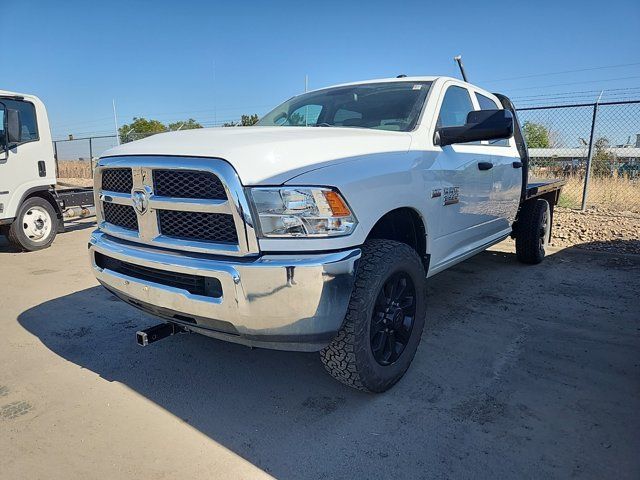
581;98;601;211
89;137;93;160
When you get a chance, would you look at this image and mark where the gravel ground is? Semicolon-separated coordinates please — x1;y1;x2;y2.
1;220;638;479
552;207;640;255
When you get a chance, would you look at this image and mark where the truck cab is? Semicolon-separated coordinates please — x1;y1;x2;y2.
1;90;93;250
89;76;562;392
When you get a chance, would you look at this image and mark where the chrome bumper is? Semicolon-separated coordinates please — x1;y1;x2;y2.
89;231;360;351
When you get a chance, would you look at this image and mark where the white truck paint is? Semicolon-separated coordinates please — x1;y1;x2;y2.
90;76;563;391
0;90;94;250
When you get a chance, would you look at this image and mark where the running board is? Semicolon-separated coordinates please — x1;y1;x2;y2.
136;323;186;346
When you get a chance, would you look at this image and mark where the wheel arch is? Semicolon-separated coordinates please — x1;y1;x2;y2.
20;187;64;232
365;207;429;270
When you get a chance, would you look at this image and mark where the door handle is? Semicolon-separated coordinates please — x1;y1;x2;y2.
478;162;493;171
512;161;523;169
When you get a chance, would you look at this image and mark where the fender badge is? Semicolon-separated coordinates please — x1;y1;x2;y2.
443;186;460;205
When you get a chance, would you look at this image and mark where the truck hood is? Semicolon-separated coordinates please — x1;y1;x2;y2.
101;126;413;185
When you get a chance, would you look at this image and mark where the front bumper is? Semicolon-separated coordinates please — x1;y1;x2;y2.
89;231;360;351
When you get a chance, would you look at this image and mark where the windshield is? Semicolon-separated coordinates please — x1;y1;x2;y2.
257;81;431;132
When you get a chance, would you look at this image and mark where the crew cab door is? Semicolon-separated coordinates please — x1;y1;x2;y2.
429;84;500;268
473;91;521;228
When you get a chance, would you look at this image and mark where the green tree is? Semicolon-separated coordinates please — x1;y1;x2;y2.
167;118;202;131
591;137;614;177
522;121;551;148
223;114;259;127
241;114;259;126
119;117;166;143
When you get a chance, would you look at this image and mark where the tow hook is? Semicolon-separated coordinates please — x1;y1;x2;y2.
136;323;187;347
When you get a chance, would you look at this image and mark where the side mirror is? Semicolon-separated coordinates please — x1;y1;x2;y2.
437;109;513;147
7;109;22;146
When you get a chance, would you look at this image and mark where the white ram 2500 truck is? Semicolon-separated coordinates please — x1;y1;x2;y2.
89;77;563;392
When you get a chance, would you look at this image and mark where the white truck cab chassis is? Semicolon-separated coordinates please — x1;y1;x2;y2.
89;77;563;391
1;90;94;251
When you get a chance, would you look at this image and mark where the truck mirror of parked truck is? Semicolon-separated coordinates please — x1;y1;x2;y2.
6;108;22;146
437;109;514;147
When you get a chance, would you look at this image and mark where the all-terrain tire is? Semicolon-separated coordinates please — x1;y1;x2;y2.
320;239;427;392
7;197;58;251
515;198;550;265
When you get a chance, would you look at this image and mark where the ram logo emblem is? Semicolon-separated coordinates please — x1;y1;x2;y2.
132;189;149;215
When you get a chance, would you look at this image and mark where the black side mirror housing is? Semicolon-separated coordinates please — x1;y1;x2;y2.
437;109;514;147
7;109;22;145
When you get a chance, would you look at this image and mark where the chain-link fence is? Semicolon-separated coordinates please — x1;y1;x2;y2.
54;100;640;212
54;133;151;179
518;100;640;212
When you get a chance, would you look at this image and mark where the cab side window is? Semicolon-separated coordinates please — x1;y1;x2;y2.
475;93;509;146
1;99;39;144
437;86;474;128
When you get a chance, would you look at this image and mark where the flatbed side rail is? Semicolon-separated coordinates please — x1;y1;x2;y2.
525;179;566;201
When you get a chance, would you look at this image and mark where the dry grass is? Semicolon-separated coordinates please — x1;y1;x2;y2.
57;160;93;179
530;170;640;212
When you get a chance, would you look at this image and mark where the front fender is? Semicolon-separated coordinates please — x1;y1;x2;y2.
256;150;439;254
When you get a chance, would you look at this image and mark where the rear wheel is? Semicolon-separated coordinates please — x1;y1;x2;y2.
7;197;58;251
320;239;427;392
516;198;550;264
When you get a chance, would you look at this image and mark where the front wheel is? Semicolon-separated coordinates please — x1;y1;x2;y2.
7;197;58;251
320;239;427;392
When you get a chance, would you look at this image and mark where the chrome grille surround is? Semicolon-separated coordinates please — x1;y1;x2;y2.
94;156;259;256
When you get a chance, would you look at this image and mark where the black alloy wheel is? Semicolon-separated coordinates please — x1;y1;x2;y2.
370;272;416;366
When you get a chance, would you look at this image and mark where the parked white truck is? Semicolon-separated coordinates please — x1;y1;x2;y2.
0;90;94;250
89;77;563;392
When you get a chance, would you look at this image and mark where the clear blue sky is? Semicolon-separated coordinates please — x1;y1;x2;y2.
4;0;639;139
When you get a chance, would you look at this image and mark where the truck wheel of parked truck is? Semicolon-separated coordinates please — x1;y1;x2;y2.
6;196;58;251
320;239;427;392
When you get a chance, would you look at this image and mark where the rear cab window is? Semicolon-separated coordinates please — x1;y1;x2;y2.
475;92;509;146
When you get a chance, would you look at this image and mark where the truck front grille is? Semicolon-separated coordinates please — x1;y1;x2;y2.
103;202;138;231
153;170;226;199
95;158;258;256
158;210;238;243
94;252;222;297
101;168;133;193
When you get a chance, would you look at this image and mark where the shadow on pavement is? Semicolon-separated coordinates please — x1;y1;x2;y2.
16;246;640;479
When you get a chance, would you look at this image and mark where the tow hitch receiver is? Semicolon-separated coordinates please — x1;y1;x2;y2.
136;323;186;346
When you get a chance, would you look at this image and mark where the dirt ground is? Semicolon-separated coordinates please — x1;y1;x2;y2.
1;220;638;479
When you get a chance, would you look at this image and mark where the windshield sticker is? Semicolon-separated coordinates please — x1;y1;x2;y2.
413;85;422;90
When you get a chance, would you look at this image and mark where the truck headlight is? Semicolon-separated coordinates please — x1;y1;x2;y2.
249;187;357;237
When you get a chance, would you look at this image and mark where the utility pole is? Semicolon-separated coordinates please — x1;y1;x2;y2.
213;60;217;126
112;99;120;145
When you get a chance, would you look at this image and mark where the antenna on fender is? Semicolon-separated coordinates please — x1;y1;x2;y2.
454;55;468;82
